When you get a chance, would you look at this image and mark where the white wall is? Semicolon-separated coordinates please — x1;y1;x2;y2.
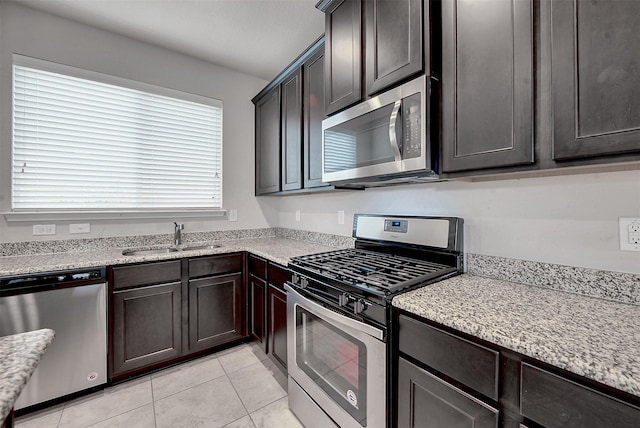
268;169;640;274
0;2;274;242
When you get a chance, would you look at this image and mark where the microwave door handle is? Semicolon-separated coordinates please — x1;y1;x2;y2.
388;100;402;162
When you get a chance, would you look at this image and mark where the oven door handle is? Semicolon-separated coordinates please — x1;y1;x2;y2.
285;283;384;341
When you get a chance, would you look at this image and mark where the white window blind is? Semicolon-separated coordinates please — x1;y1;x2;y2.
12;60;222;211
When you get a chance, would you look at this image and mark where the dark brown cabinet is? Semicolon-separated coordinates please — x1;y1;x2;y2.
188;273;243;352
396;310;640;428
266;263;288;373
253;37;331;196
248;254;267;351
365;0;425;96
248;254;289;374
397;357;499;428
322;0;362;115
521;363;640;428
318;0;428;115
109;254;245;380
281;69;303;191
551;0;640;160
255;86;281;195
303;43;328;188
112;280;182;375
441;0;534;172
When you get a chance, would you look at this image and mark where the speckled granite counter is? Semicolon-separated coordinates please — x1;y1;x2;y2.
0;329;55;421
393;274;640;397
0;237;340;277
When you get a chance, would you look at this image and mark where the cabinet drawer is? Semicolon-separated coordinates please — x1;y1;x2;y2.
398;314;499;400
112;260;181;290
189;254;243;279
248;255;267;279
521;363;640;428
267;263;288;289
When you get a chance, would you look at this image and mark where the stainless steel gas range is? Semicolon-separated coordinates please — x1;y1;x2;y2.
286;214;464;428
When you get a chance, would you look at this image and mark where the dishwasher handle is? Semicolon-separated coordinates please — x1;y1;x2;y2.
0;267;106;296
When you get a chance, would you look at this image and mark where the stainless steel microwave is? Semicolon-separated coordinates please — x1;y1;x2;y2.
322;75;437;187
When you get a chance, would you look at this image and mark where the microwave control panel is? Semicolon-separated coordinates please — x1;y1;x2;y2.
402;93;422;159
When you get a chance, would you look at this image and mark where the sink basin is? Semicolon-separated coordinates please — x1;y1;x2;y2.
122;248;179;256
122;244;221;256
180;244;221;251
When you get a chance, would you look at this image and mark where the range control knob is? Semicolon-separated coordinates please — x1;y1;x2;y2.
291;273;300;284
338;293;349;307
353;299;368;315
300;277;309;289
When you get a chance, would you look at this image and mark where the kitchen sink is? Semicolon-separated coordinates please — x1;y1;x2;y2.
180;244;221;251
122;243;221;256
122;248;179;256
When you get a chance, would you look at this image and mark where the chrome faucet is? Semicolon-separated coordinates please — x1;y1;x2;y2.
173;222;184;246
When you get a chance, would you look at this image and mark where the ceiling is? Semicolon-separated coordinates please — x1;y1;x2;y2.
4;0;325;81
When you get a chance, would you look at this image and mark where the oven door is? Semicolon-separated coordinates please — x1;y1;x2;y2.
286;284;386;428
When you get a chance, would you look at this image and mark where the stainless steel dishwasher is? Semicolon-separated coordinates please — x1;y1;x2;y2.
0;267;107;410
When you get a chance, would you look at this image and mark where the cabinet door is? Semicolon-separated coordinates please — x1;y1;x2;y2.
267;284;287;374
281;69;303;191
324;0;362;115
112;282;182;376
397;357;498;428
552;0;640;160
250;275;267;352
255;86;281;195
365;0;423;96
303;43;328;188
442;0;534;172
188;273;243;353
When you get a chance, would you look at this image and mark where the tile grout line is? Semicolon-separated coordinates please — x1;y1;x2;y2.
150;375;158;428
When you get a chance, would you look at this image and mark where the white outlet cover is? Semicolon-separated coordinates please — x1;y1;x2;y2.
33;224;56;235
229;209;238;222
70;223;91;234
295;210;301;221
338;210;345;225
619;217;640;252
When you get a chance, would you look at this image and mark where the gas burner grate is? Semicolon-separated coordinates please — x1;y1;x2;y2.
291;248;454;292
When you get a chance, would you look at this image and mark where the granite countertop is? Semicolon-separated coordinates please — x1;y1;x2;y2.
393;274;640;397
0;329;55;421
0;237;339;277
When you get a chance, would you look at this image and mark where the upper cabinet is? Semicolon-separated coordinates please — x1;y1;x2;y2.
318;0;429;115
253;37;329;196
551;0;640;160
365;0;425;96
303;45;328;188
322;0;362;115
281;68;303;191
441;0;534;173
254;86;281;195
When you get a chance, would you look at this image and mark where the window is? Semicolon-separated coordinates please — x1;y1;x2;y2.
12;57;223;213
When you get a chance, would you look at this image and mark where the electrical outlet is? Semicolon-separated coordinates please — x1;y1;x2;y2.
229;209;238;222
70;223;91;234
295;210;301;221
33;224;56;236
338;210;345;225
619;217;640;251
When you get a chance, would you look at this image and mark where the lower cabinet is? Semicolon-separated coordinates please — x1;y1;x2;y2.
248;254;289;374
188;273;243;353
109;254;245;380
396;310;640;428
112;281;182;375
268;284;287;372
397;357;498;428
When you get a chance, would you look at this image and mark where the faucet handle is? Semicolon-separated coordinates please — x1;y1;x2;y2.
174;222;184;230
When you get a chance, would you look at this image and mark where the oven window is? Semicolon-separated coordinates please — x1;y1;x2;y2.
295;306;367;426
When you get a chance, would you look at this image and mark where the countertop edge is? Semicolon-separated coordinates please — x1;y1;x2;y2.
0;329;55;421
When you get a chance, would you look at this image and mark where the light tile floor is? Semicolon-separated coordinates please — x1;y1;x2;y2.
16;343;304;428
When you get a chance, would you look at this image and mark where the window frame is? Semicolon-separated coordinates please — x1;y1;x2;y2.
5;54;226;222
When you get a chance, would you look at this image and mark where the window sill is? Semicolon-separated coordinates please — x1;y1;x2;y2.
3;210;228;222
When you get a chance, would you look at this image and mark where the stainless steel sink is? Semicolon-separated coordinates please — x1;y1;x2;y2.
122;244;220;256
180;244;221;251
122;248;179;256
